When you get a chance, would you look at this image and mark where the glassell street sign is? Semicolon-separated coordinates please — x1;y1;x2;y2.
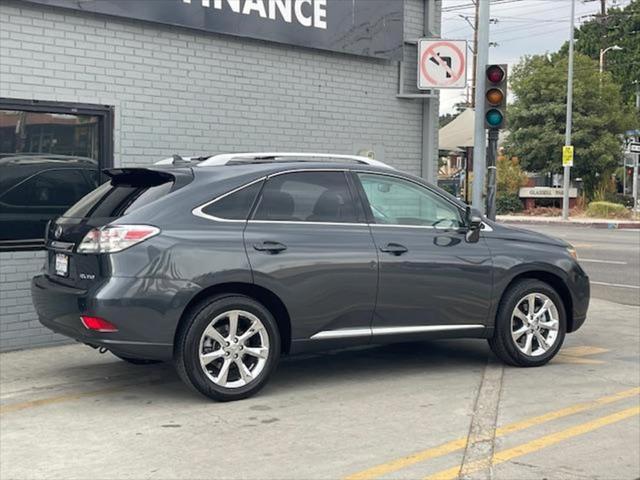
519;187;578;199
628;142;640;154
19;0;404;60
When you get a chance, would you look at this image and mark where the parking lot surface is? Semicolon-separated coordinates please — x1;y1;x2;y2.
1;297;638;480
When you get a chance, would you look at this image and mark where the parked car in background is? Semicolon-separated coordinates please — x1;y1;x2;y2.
0;155;99;248
31;153;590;401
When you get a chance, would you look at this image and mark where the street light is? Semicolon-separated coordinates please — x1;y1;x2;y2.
599;45;623;75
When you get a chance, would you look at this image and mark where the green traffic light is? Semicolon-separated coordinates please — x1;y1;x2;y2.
486;109;503;127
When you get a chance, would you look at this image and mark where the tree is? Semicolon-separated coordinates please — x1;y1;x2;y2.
573;0;640;106
504;52;636;199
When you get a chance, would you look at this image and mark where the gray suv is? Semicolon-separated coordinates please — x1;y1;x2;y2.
32;153;590;401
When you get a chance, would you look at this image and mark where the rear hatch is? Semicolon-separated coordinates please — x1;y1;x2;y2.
46;168;189;288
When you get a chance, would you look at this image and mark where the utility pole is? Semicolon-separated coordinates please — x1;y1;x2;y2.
471;0;479;107
472;0;489;212
562;0;576;220
634;81;639;211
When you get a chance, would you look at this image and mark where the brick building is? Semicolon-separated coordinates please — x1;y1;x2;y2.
0;0;442;351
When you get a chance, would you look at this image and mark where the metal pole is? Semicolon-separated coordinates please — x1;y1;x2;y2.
470;0;479;108
633;155;639;212
562;0;575;220
472;0;489;212
486;128;499;220
635;83;639;211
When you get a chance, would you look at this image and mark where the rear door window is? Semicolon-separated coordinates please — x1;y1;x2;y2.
252;171;359;223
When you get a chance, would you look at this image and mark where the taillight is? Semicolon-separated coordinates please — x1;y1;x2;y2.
77;225;160;253
80;315;118;332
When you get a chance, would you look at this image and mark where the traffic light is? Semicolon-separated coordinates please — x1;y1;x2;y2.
484;64;507;129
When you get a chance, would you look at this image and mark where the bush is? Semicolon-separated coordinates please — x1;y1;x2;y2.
604;192;635;209
497;156;527;194
585;201;631;219
496;192;523;214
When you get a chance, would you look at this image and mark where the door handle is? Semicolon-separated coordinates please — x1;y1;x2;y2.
253;241;287;254
379;243;408;256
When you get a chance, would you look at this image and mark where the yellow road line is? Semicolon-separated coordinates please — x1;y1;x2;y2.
426;405;640;480
0;376;174;415
0;385;131;415
343;387;639;480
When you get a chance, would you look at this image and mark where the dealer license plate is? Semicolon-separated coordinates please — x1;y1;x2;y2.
55;253;69;277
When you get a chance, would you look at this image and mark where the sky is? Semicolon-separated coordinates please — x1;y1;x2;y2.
438;0;633;114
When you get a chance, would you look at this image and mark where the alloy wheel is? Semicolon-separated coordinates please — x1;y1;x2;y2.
510;293;560;357
198;309;270;388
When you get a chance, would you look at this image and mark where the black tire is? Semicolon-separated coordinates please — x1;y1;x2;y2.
112;353;163;365
174;294;281;402
489;279;567;367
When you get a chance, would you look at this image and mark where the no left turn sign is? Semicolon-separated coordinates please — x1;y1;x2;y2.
418;39;468;90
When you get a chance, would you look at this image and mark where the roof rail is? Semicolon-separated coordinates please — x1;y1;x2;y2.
195;152;394;169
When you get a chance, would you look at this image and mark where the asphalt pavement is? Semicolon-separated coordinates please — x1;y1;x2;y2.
510;224;640;306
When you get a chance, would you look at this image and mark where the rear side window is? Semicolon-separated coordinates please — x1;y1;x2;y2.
201;181;263;220
253;171;358;223
64;174;173;218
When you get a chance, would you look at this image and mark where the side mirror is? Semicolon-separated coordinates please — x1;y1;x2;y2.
464;207;483;243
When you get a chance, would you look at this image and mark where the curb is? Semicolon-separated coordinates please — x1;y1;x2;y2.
497;218;640;229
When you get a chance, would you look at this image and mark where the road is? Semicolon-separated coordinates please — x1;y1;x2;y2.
513;224;640;306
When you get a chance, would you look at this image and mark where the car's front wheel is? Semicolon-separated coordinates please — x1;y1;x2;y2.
175;295;281;401
489;279;567;367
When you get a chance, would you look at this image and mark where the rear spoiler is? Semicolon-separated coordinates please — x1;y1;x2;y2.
103;167;194;189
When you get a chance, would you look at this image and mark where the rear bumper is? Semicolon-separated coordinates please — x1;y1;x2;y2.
31;274;198;361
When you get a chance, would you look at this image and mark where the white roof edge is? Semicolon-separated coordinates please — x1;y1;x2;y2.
195;152;395;169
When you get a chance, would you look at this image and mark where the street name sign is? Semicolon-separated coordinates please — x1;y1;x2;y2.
628;142;640;154
562;145;574;167
418;39;467;90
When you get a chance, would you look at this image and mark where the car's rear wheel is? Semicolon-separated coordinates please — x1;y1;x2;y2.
175;295;280;401
489;279;566;367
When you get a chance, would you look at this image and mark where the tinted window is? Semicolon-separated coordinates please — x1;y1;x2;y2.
202;181;262;220
2;169;92;207
358;173;462;228
0;106;106;248
253;172;358;223
64;175;173;218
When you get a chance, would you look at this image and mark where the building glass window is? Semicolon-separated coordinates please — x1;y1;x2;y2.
0;100;113;250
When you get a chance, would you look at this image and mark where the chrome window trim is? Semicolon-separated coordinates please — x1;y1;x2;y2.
310;324;485;340
192;167;493;232
248;220;368;227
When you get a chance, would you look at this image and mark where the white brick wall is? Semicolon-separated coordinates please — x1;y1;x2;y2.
0;0;436;351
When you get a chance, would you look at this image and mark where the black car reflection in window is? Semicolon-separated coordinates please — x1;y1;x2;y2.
0;155;100;246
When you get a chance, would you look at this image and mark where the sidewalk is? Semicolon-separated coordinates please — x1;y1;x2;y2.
496;215;640;229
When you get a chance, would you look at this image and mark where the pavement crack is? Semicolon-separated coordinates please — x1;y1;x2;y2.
458;357;505;480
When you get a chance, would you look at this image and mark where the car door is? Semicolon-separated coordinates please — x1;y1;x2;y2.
353;171;493;336
243;170;378;351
